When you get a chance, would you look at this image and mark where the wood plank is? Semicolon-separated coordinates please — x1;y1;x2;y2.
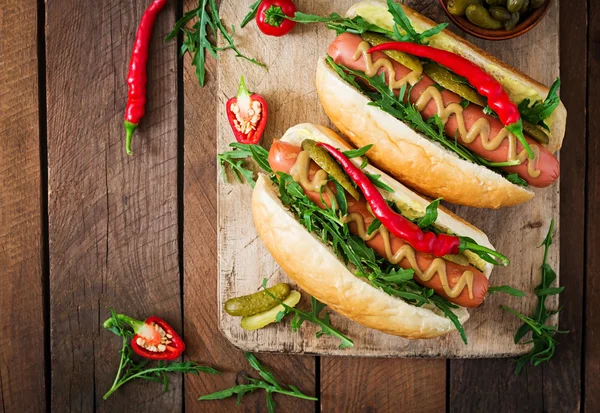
321;358;445;413
181;1;316;411
46;0;181;411
450;0;584;411
0;0;46;411
586;0;600;409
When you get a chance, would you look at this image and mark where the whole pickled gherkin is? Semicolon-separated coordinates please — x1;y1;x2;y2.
240;290;302;331
423;63;486;107
466;4;502;30
504;11;520;30
301;139;361;201
507;0;523;12
224;283;291;316
485;0;507;5
447;0;483;16
361;32;423;73
489;6;512;22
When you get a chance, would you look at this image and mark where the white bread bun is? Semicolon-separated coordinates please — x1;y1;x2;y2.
252;123;497;339
316;1;566;209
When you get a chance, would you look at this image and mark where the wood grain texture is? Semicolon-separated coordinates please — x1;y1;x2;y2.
182;1;315;412
0;0;46;412
46;0;180;411
217;0;559;358
449;1;584;411
586;0;600;410
321;358;445;413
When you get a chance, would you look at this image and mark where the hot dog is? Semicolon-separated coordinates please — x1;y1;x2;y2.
251;123;503;340
268;139;489;308
315;1;566;208
328;33;559;188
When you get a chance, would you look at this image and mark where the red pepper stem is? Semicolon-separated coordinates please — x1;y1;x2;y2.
458;237;510;267
264;5;285;27
112;313;146;333
236;76;251;100
124;121;138;156
506;119;534;159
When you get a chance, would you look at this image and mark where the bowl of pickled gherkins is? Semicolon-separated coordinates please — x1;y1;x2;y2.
438;0;551;40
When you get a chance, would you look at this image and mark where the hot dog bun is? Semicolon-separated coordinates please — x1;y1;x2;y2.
252;123;496;339
316;1;566;209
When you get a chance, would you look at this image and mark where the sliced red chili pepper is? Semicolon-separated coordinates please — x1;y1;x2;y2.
367;42;534;159
256;0;297;37
111;313;185;360
316;142;509;266
124;0;168;156
226;76;268;144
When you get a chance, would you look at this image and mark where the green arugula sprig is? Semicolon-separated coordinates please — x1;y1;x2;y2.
166;0;265;87
261;279;354;349
488;285;526;297
417;197;442;228
198;352;317;412
217;142;271;187
518;78;561;131
240;0;261;28
501;219;568;374
385;0;448;44
102;309;219;399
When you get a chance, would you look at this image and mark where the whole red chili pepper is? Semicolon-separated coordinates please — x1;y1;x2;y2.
226;76;268;144
316;142;509;265
104;313;185;360
124;0;169;156
367;42;534;159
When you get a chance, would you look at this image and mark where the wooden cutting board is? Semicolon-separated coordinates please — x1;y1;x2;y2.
216;0;560;357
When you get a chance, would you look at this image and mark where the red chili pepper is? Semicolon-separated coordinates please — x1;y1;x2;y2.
256;0;297;37
316;142;509;265
226;76;268;144
108;313;185;360
367;42;534;159
124;0;168;156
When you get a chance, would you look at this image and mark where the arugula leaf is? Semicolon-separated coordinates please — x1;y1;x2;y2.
430;295;467;344
240;0;261;28
505;173;529;187
367;218;382;235
417;198;442;228
218;143;270;187
518;78;561;130
386;0;447;44
166;0;265;87
488;285;526;297
199;352;317;412
501;219;568;374
263;278;354;349
343;144;373;159
365;172;395;192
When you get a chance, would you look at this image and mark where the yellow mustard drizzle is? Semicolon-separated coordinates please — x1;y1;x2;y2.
353;41;541;178
290;149;474;299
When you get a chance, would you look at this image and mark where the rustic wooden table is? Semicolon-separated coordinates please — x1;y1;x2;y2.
0;0;593;412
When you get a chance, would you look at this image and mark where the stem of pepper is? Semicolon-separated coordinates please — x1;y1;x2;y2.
124;121;138;156
459;238;510;267
506;119;534;159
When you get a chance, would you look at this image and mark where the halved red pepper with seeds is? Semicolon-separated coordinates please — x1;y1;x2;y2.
226;76;268;144
105;313;185;360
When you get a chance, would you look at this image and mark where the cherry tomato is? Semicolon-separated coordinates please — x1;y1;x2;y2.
256;0;297;37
